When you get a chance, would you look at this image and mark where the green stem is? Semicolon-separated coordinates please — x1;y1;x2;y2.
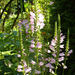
20;0;23;20
62;29;69;75
55;14;61;74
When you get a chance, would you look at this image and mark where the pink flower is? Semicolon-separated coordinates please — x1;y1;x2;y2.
63;65;67;69
23;61;27;67
25;67;31;73
59;52;65;56
52;53;56;57
18;24;22;29
31;25;34;33
55;37;57;40
35;70;41;74
31;40;35;44
49;69;54;74
30;11;35;18
43;68;45;71
62;63;67;69
29;48;34;52
48;50;51;53
60;33;63;36
49;1;54;5
51;39;56;46
30;18;34;25
18;65;22;69
49;45;55;51
39;62;44;66
25;24;29;30
36;42;42;48
50;58;55;63
38;13;44;22
17;68;23;72
17;54;21;57
18;51;20;53
45;63;54;69
45;58;48;61
31;60;36;65
59;57;64;62
21;19;28;25
68;50;73;54
30;44;35;48
17;65;23;72
60;35;65;43
67;50;73;56
40;23;45;29
60;44;64;48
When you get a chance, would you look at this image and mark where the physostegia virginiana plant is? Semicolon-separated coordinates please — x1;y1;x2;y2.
4;0;73;75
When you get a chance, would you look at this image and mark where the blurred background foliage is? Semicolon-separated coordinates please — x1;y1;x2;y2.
0;0;75;75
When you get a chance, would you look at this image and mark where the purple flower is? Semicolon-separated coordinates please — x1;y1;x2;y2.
31;40;35;44
17;54;21;57
63;65;67;69
36;42;42;48
51;39;56;46
30;11;35;18
17;68;23;72
49;45;55;51
59;57;64;62
25;23;29;31
50;58;55;63
49;1;54;5
68;50;73;54
59;52;65;56
29;48;34;52
25;67;31;73
31;25;34;33
45;63;54;69
45;58;48;61
35;70;41;74
17;65;23;72
18;24;22;29
39;62;44;66
18;65;22;69
30;44;35;48
49;69;54;74
30;18;34;25
60;35;65;43
62;63;67;69
21;19;28;25
31;60;36;65
18;51;20;53
52;53;56;57
23;61;27;67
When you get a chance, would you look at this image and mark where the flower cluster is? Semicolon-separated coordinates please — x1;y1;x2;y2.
29;38;42;53
17;60;31;74
30;10;45;33
17;49;32;74
47;33;73;74
18;19;29;34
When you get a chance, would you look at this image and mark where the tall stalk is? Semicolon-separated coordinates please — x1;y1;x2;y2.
55;14;61;74
20;0;23;20
62;29;69;75
33;0;39;68
54;21;57;37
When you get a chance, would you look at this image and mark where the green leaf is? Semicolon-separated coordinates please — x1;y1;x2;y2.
24;3;29;8
2;50;13;55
